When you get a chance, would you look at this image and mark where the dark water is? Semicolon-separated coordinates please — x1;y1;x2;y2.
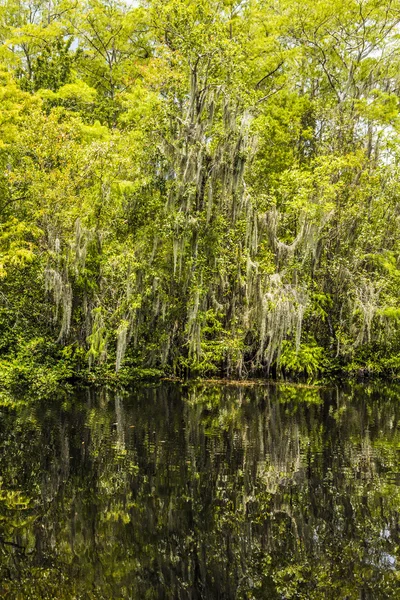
0;383;399;599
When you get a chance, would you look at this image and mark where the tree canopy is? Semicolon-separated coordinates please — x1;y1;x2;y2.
1;0;400;386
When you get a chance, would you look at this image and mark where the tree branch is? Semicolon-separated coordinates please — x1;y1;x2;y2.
255;61;284;89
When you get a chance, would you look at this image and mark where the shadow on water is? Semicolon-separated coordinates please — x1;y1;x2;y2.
0;382;399;599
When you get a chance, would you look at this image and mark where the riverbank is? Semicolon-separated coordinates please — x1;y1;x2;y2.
1;349;399;403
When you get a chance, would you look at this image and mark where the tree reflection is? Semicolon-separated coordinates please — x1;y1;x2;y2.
0;383;399;599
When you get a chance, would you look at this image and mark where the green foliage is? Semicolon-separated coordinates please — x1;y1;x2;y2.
0;0;400;387
18;37;74;92
279;339;326;379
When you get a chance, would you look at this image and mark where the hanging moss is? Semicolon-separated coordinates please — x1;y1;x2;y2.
1;0;400;384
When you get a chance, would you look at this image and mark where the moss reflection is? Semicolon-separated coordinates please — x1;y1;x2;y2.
0;383;399;598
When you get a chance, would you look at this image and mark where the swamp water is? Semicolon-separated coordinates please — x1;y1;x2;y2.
0;383;399;599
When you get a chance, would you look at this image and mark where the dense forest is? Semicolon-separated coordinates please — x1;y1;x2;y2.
1;0;400;391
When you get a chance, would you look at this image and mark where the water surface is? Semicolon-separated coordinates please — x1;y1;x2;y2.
0;382;399;599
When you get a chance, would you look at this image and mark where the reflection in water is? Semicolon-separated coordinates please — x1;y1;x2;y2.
0;383;399;599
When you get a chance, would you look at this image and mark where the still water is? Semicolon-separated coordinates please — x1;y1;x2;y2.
0;382;399;599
